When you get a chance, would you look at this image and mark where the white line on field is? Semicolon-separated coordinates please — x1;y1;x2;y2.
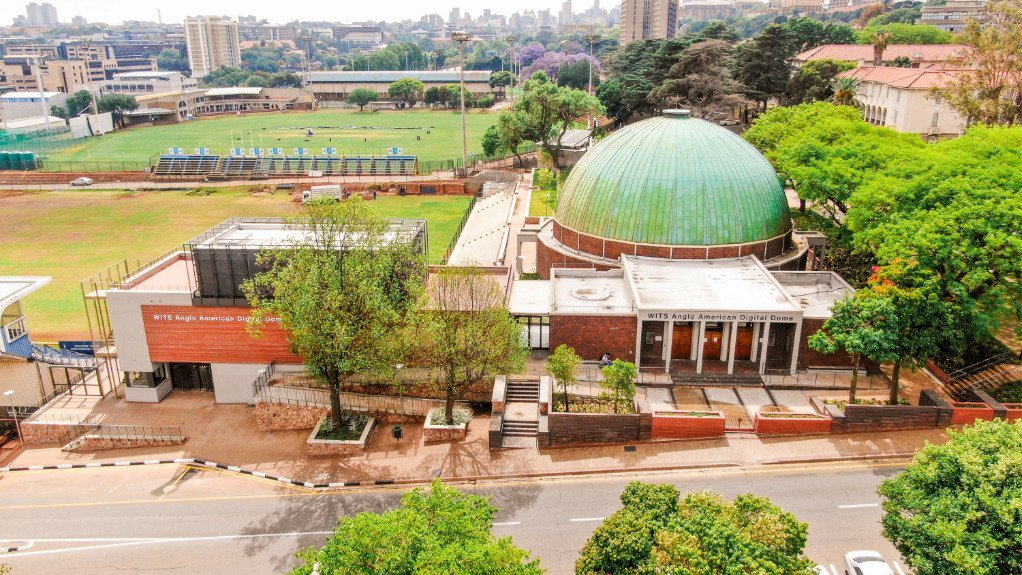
568;517;605;522
837;503;880;509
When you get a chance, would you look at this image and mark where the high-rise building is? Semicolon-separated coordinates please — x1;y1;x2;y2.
559;0;574;25
184;16;241;78
538;9;555;26
620;0;679;45
25;3;59;27
449;7;461;26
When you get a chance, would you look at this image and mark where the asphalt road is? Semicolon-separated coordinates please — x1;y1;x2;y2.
0;461;909;575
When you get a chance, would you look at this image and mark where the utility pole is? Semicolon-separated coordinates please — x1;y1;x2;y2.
505;34;516;108
452;31;471;177
31;56;51;134
584;33;599;129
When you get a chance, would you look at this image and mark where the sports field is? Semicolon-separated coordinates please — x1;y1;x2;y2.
0;188;471;340
42;109;497;166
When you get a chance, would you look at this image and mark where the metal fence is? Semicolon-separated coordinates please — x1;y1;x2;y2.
438;194;478;264
762;371;889;390
85;424;184;441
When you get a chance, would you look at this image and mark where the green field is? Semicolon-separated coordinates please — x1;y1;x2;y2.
42;109;497;166
0;188;471;340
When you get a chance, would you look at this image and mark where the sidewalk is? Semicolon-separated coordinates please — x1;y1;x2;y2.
3;392;944;486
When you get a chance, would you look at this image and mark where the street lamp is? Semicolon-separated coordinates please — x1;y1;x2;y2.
584;33;599;129
3;390;21;446
451;30;472;177
505;34;516;109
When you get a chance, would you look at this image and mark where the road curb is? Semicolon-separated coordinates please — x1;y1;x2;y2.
0;451;915;490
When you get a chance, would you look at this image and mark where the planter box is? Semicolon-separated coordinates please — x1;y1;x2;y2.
754;411;832;436
1001;403;1022;421
651;410;726;439
306;416;375;457
255;402;328;431
423;408;469;443
950;402;996;425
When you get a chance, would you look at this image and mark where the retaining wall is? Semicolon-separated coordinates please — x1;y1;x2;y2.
651;411;726;439
754;412;832;435
545;411;651;447
67;435;186;452
21;422;96;444
254;402;328;431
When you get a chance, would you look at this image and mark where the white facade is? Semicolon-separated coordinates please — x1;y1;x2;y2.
842;67;967;138
0;91;67;123
184;16;241;78
99;71;198;96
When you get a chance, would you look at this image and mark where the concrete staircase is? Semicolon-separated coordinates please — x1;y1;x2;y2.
505;379;540;403
500;379;541;448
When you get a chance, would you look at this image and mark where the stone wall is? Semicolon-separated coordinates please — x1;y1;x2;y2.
68;436;186;452
307;442;366;457
21;423;96;445
255;403;328;431
831;403;944;433
549;314;637;362
545;411;652;447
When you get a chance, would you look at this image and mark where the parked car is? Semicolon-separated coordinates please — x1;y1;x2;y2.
70;177;94;186
845;550;894;575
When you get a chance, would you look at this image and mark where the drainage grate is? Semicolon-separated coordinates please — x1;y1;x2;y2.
624;445;637;452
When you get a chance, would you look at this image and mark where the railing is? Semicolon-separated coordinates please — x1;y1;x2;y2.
85;424;184;441
763;370;889;390
2;316;27;342
965;363;1022;393
30;344;98;368
251;361;278;398
438;194;478;264
947;352;1014;382
255;381;467;416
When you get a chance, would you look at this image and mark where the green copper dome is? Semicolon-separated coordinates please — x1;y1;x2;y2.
554;111;792;247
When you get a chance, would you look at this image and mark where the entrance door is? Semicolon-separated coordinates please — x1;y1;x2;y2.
703;327;723;359
640;321;666;365
671;323;693;360
735;325;754;360
169;363;213;391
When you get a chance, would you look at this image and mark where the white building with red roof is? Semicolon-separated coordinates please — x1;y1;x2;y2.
796;44;967;68
837;66;967;138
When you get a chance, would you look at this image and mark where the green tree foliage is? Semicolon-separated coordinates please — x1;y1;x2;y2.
489;70;515;95
476;94;497;108
490;110;530;165
96;94;139;125
868;7;924;26
291;480;543;575
442;83;474;108
831;77;859;106
413;267;527;423
508;71;603;170
481;124;501;156
346;88;378;111
856;23;954;44
556;58;599;91
243;198;424;430
649;39;750;119
732;24;794;111
599;37;693;122
60;89;94;117
879;420;1022;575
156;48;189;72
780;17;857;53
784;59;856;105
49;105;69;119
387;77;426;107
547;344;581;412
600;359;637;413
423;86;443;107
576;482;815;575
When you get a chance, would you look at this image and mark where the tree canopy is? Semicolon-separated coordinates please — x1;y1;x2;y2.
388;77;426;107
576;482;814;575
347;88;378;111
879;420;1022;575
96;94;139;125
291;480;543;575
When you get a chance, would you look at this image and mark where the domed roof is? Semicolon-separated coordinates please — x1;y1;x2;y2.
554;110;792;247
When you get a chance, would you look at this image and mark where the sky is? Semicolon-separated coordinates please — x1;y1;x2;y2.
1;0;595;26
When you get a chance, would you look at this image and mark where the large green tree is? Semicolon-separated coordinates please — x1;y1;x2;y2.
547;344;581;412
879;420;1022;575
648;39;750;119
732;24;794;111
510;71;603;170
346;88;378;111
414;266;527;424
244;198;424;429
577;482;815;575
388;77;426;107
96;93;138;125
292;480;543;575
784;59;856;105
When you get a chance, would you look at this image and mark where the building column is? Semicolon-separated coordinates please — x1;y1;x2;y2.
689;322;699;360
695;321;706;374
727;320;739;374
719;322;730;362
750;322;761;362
664;321;674;373
789;321;803;375
758;321;771;375
634;318;643;369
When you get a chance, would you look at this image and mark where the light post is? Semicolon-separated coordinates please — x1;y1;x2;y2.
584;33;599;129
3;390;21;446
451;31;471;177
505;34;516;108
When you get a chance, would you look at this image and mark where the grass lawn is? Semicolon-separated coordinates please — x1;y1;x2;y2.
528;171;558;217
0;188;470;340
35;109;497;168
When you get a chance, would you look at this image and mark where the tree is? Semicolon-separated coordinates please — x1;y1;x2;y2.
156;48;189;72
515;42;546;67
832;76;859;106
61;89;94;117
243;198;424;431
784;59;857;105
481;124;501;156
492;109;530;166
600;359;637;414
388;77;426;107
808;292;899;403
556;58;600;91
512;72;603;171
414;267;527;424
871;30;893;66
423;86;443;107
649;40;750;120
243;75;270;87
442;83;473;108
868;7;924;26
780;17;856;53
576;482;815;575
346;88;377;111
858;3;888;27
489;70;515;95
270;72;304;88
733;24;794;111
547;344;581;412
49;105;69;119
291;480;543;575
935;0;1022;126
96;93;138;126
857;23;955;45
878;420;1022;575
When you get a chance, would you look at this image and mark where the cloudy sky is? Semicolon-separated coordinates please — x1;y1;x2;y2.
1;0;592;26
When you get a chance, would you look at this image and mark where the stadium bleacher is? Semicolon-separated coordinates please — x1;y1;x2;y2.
150;154;418;179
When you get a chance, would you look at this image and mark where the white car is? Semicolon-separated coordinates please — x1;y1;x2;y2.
845;550;894;575
70;177;94;186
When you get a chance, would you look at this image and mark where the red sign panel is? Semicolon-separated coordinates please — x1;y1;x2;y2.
142;305;301;364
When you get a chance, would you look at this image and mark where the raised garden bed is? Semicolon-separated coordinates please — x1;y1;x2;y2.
1002;403;1022;421
754;411;832;436
424;407;471;443
307;413;375;457
822;397;907;411
553;394;637;414
651;410;725;439
950;402;995;425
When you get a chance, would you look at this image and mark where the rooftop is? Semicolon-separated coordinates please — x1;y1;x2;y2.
308;70;491;83
187;218;426;250
0;91;60;100
508;280;551;315
795;44;967;63
838;66;962;89
771;271;855;319
113;71;184;79
0;276;51;310
204;87;264;97
551;269;635;315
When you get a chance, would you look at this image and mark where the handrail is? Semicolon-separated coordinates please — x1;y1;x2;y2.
947;352;1013;381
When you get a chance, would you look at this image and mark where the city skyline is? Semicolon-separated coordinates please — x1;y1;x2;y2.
0;0;613;26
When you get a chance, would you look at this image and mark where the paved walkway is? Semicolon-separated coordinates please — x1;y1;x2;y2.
5;391;945;485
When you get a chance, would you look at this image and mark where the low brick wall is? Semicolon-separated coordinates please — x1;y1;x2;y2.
254;403;328;431
651;411;726;439
307;442;366;457
69;436;186;452
1004;404;1022;421
950;402;996;425
21;422;96;445
754;412;832;436
545;411;652;447
832;404;944;433
423;426;467;443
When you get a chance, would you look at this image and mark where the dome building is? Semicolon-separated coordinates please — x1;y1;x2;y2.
510;111;857;378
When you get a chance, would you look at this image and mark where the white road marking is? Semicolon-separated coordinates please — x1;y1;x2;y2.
568;517;605;522
893;561;906;575
837;503;880;509
829;564;840;575
1;531;335;558
492;521;521;526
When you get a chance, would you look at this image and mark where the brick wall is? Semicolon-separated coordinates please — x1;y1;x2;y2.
651;411;726;439
545;411;651;446
832;404;943;433
754;413;832;435
797;318;880;371
550;314;637;361
254;402;328;431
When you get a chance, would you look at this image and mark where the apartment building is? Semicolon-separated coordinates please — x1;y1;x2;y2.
917;0;986;32
184;16;241;78
99;71;198;97
620;0;679;45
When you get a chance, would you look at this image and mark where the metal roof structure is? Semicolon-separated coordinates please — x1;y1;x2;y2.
0;276;51;311
554;110;792;247
185;217;427;250
308;70;491;83
204;87;265;97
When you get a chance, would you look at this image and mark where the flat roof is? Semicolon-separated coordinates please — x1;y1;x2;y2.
187;218;426;250
113;71;182;79
551;269;635;315
0;276;51;310
1;91;60;99
623;256;801;315
204;87;264;97
771;271;854;319
508;280;551;315
3;115;66;128
125;107;175;115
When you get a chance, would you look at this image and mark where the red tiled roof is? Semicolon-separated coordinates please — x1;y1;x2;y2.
796;44;968;63
837;66;964;89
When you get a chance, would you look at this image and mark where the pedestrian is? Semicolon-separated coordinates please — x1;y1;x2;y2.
599;352;612;368
373;189;377;200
